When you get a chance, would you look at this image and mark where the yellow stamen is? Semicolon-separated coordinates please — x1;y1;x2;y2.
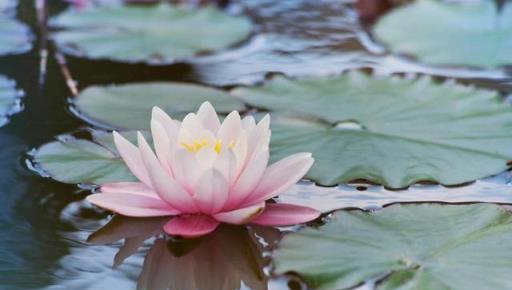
181;138;234;154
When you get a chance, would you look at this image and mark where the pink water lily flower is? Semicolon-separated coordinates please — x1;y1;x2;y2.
87;102;320;238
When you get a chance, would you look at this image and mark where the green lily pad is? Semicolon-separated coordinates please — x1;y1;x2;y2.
373;0;512;68
0;75;22;126
32;130;137;184
274;204;512;290
50;4;252;64
72;82;245;130
0;15;31;55
233;72;512;188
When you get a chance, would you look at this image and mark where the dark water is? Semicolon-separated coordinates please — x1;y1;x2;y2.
1;0;511;289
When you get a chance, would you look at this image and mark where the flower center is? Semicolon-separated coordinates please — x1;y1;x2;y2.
181;138;234;154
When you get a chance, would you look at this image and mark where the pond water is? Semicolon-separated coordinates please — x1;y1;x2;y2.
1;0;512;289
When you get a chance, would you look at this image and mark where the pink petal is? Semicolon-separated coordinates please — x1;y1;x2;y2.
218;111;242;144
150;120;172;174
250;203;320;226
244;153;314;205
163;215;220;238
172;148;201;192
242;115;256;131
138;133;198;213
87;193;179;217
100;182;159;198
152;107;180;140
194;169;229;214
196;147;217;170
225;149;269;210
113;131;152;186
247;114;270;158
197;101;221;133
180;113;203;140
213;148;237;185
213;202;265;225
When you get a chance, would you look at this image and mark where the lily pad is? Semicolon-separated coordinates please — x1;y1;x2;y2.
373;0;512;68
50;4;252;64
0;75;22;126
233;72;512;188
0;16;32;55
32;130;137;184
72;82;245;130
274;204;512;290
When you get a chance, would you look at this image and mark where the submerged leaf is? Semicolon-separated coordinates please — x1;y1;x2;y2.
233;72;512;188
374;0;512;67
50;4;252;64
72;82;246;130
274;204;512;290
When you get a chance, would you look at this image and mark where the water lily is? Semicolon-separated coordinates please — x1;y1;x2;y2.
87;102;320;238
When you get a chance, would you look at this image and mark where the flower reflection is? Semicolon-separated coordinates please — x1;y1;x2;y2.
88;215;281;290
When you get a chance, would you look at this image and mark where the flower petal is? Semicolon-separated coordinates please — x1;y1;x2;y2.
213;202;265;225
87;193;179;217
138;132;198;213
197;101;221;133
247;114;270;157
113;131;152;186
151;106;180;138
180;113;203;141
173;149;201;192
163;215;220;238
225;149;269;210
214;148;237;185
244;153;314;205
100;182;159;198
250;203;320;226
151;119;172;174
218;111;242;144
242;115;256;131
194;168;229;214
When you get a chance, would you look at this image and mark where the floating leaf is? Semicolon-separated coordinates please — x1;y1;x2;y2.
0;15;31;55
373;0;512;67
233;72;512;188
274;204;512;290
72;82;245;130
50;4;252;64
32;130;137;184
0;75;22;126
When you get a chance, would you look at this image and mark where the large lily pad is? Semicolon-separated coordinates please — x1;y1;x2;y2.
233;72;512;188
72;82;245;130
373;0;512;68
0;16;32;55
274;204;512;290
50;4;252;64
0;75;22;126
32;130;137;184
